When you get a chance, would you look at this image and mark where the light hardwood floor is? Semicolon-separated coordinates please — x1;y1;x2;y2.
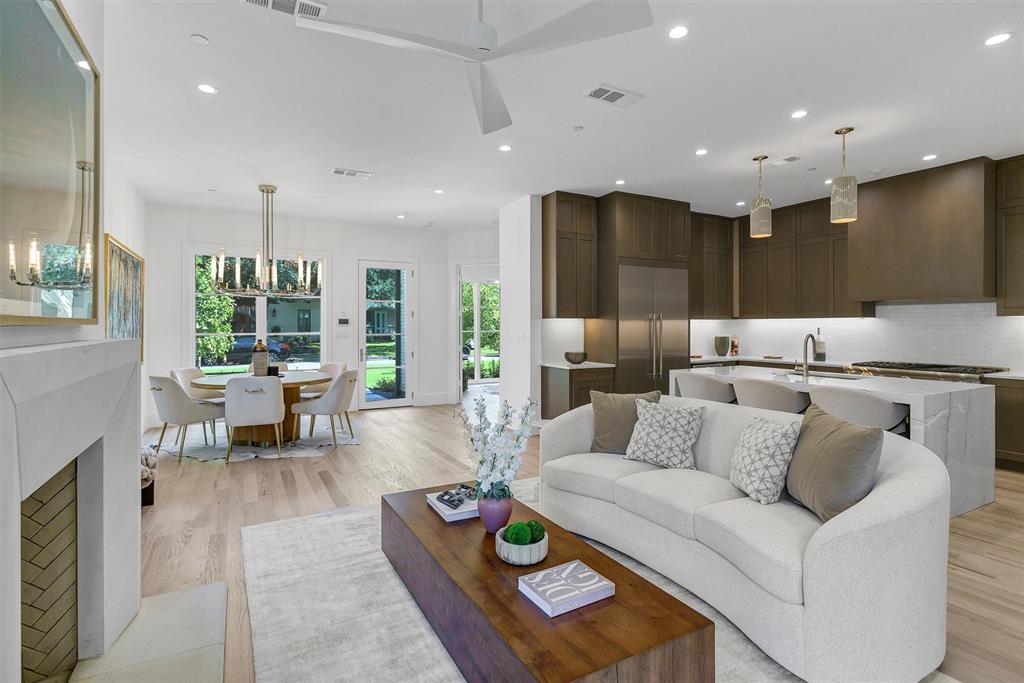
141;405;1022;683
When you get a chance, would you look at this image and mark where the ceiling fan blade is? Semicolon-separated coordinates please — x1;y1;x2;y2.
484;0;653;61
295;16;482;62
465;63;512;135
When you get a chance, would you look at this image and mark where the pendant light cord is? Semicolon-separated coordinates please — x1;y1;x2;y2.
840;133;847;176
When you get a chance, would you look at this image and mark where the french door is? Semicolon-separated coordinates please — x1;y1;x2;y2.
358;260;416;409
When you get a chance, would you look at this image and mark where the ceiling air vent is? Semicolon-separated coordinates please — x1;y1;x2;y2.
770;155;801;167
240;0;326;19
332;168;373;179
586;83;643;108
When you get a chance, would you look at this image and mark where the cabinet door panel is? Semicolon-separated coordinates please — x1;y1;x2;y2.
576;235;597;318
770;206;796;242
714;218;732;251
556;198;575;232
797;200;829;239
997;157;1024;209
572;382;592;409
688;248;705;319
617;197;636;257
669;203;688;260
555;232;577;317
652;201;671;259
715;249;732;318
828;235;859;317
739;247;767;318
634;199;653;258
797;237;829;316
998;207;1024;315
702;248;718;317
766;242;797;317
690;214;704;248
577;197;597;235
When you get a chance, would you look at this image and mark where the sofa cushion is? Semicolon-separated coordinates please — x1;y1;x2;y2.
695;497;822;604
590;390;661;454
729;417;801;504
615;469;746;539
544;453;659;503
624;401;705;469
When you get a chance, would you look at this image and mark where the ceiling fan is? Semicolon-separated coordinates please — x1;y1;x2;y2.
295;0;654;135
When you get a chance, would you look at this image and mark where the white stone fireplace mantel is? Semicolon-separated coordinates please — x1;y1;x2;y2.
1;339;141;681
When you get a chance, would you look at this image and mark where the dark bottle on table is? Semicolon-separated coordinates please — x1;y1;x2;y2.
252;339;269;376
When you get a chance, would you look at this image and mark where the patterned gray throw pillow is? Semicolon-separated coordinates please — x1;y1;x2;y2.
730;418;802;504
624;400;705;469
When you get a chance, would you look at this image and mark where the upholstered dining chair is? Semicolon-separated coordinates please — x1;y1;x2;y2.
301;361;346;400
224;376;286;462
809;386;910;433
733;378;811;414
149;375;226;463
171;367;223;445
675;374;737;403
291;369;358;446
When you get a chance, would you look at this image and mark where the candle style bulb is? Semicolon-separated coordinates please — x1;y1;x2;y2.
8;241;15;278
235;257;240;288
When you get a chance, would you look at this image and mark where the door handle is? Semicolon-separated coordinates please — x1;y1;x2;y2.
359;348;364;363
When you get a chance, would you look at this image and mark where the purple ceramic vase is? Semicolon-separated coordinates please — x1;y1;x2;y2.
478;497;513;534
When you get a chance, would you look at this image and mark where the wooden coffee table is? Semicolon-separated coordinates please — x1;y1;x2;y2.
381;484;714;683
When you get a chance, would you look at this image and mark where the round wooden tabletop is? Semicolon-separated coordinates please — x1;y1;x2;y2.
190;370;332;390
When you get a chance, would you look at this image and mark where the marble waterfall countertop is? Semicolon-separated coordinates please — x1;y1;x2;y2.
669;365;994;517
689;355;858;369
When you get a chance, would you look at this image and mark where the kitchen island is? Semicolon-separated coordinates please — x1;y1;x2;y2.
669;365;994;516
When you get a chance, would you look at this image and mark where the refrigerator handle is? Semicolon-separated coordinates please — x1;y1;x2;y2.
648;314;656;378
656;314;664;378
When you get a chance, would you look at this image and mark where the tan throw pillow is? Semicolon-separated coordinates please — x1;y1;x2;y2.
590;390;661;454
786;404;883;522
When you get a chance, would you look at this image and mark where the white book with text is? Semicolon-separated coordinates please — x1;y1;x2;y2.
518;560;615;617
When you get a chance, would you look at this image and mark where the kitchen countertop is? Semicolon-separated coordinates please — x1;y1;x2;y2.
981;370;1024;381
540;361;616;370
689;355;858;369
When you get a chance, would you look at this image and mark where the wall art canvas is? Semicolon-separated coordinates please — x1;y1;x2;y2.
104;234;144;358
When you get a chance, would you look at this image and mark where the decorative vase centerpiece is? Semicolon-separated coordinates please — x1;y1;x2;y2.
495;520;548;565
461;396;535;534
713;336;730;357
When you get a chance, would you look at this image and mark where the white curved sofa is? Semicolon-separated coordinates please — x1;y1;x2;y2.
540;396;950;683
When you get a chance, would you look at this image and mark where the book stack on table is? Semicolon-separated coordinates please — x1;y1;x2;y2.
425;491;479;522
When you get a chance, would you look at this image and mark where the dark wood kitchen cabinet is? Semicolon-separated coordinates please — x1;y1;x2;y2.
997;205;1024;315
739;245;767;318
690;213;733;319
997;155;1024;209
543;192;598;318
765;242;796;317
599;192;689;262
983;377;1024;469
541;366;615;419
797;237;829;317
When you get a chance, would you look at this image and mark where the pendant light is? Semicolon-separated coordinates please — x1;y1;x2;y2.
749;155;772;238
830;127;857;223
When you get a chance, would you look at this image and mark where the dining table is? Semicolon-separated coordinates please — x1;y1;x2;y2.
191;370;332;446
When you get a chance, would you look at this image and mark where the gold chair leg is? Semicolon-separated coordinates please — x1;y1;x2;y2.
329;414;337;447
293;413;300;440
274;423;283;457
211;420;217;445
202;420;209;445
178;424;188;463
309;414;316;437
155;423;169;453
226;427;234;463
345;411;354;437
175;425;183;444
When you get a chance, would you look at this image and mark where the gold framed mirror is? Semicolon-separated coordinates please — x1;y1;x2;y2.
1;0;100;325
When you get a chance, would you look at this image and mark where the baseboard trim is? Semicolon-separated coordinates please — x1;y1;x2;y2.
414;392;456;407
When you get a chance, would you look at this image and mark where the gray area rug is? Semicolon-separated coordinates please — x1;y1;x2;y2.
241;478;957;683
150;418;359;462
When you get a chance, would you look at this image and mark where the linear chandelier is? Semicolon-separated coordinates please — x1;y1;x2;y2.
8;161;94;290
830;127;858;223
210;184;322;297
749;155;772;238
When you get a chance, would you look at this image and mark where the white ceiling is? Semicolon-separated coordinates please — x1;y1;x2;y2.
104;1;1024;230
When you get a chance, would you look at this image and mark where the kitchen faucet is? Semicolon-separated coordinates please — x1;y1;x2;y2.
801;333;817;383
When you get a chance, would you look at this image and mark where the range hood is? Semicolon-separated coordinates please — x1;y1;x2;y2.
848;157;995;303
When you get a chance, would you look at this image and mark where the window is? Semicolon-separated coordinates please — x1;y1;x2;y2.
461;281;500;382
193;254;323;373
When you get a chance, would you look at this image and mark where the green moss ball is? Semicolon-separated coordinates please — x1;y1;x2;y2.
504;522;532;545
527;520;546;543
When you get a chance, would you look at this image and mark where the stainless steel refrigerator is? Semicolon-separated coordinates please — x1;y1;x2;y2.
616;264;689;394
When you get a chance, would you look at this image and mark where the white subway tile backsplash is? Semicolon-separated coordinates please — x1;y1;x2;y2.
691;302;1024;369
541;319;585;364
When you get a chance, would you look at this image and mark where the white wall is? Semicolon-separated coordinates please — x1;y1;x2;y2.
143;203;495;426
541;319;585;364
498;196;542;415
691;302;1024;369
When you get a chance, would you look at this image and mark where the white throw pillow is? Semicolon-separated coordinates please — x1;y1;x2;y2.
730;417;802;504
624;400;705;469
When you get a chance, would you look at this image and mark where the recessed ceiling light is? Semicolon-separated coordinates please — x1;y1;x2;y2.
434;189;444;194
397;214;407;219
76;60;91;70
824;178;833;185
922;154;937;161
791;110;808;119
498;144;512;152
572;125;584;132
191;33;210;45
615;179;626;185
695;148;708;156
668;26;689;39
985;33;1012;46
197;83;218;94
736;201;746;206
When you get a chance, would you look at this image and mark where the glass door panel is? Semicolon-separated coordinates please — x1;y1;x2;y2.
360;263;413;408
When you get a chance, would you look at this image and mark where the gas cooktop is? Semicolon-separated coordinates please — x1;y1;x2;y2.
852;361;1007;375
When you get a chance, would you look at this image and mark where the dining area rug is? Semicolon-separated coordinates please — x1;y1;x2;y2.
239;478;960;683
152;417;359;462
